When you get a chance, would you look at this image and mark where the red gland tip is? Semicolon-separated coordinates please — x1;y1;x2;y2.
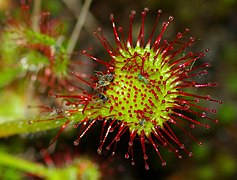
81;50;87;54
130;10;136;17
93;31;97;36
143;7;149;14
169;16;174;21
97;27;102;32
185;28;190;32
161;161;167;166
110;14;115;21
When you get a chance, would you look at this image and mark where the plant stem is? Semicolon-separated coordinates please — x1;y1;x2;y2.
66;0;93;56
63;0;98;31
0;117;68;137
31;0;42;32
0;151;48;178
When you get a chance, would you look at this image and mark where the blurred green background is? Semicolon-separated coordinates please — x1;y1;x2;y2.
0;0;236;179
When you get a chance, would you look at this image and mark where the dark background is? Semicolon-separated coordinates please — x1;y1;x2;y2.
0;0;236;179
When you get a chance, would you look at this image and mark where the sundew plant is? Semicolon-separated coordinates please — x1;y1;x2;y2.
0;0;223;179
51;8;222;170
